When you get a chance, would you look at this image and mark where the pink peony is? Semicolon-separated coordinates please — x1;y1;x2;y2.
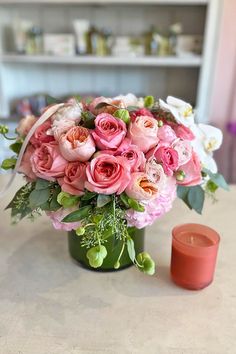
59;126;96;162
157;125;177;144
16;115;37;137
128;116;159;153
92;113;127;150
47;207;81;231
126;177;177;229
125;172;159;201
148;146;179;176
30;120;55;147
85;154;131;195
177;151;202;186
18;145;37;181
31;141;67;181
120;145;145;172
58;161;87;196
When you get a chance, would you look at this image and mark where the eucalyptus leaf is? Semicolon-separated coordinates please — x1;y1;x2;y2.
29;189;50;209
35;178;51;190
177;185;192;210
97;194;111;208
202;168;229;191
187;186;205;214
127;238;136;263
62;205;92;223
81;191;97;201
127;198;145;212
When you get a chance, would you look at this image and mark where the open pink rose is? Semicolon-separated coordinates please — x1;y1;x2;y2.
130;108;154;122
157;125;177;144
177;151;202;186
145;159;166;189
92;113;127;150
16;115;37;137
172;139;192;166
47;207;81;231
31;141;67;181
120;145;145;172
148;146;179;176
59;126;96;162
85;154;130;195
58;161;87;196
125;172;159;201
18;145;37;181
128;116;159;153
31;120;54;147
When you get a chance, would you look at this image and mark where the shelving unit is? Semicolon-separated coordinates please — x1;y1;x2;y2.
0;0;221;123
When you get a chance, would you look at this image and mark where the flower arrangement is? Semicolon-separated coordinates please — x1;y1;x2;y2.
0;94;228;275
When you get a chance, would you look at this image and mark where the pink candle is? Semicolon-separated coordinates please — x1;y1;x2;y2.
171;223;220;290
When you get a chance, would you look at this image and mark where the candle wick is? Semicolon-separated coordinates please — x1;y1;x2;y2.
190;236;194;244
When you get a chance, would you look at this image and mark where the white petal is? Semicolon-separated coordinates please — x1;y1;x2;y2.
202;155;218;173
167;96;191;108
198;124;223;151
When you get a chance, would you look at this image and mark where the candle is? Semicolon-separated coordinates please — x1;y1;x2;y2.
170;223;220;290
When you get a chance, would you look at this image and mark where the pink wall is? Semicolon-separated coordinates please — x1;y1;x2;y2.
209;0;236;182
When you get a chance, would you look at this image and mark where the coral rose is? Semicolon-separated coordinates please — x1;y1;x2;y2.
148;146;179;176
31;141;67;181
92;113;127;150
18;145;37;181
59;126;96;162
125;172;159;201
85;154;130;195
120;145;145;172
31;120;55;147
128;116;159;153
58;161;87;196
145;159;166;189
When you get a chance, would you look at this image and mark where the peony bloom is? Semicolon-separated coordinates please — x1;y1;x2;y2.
177;151;202;186
85;154;131;195
128;116;159;153
120;145;145;172
31;141;67;181
30;120;55;147
148;146;179;176
145;159;166;189
58;161;87;196
126;177;177;229
59;126;96;162
51;98;82;124
125;172;159;201
92;113;127;150
47;207;81;231
172;139;192;166
159;96;194;127
18;145;37;181
16;115;37;137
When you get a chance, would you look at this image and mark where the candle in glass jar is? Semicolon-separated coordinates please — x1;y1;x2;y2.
171;223;220;290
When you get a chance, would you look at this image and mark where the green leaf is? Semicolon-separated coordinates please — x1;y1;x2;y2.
46;95;59;105
177;185;192;210
113;109;130;124
62;205;92;223
49;187;61;211
29;189;50;209
1;158;17;170
35;178;51;190
81;111;96;129
97;194;111;208
127;198;145;212
187;186;205;214
9;141;22;154
202;168;229;191
127;238;136;263
81;191;97;201
120;193;130;208
206;180;218;193
144;95;155;108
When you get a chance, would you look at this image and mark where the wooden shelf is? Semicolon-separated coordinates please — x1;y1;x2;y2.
0;0;209;5
1;54;203;67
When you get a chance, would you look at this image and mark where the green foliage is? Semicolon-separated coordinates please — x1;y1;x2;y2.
144;95;155;108
0;125;9;134
81;191;97;201
136;252;155;275
75;227;86;236
97;194;111;208
206;180;218;193
62;205;92;223
29;189;50;209
81;111;96;129
46;95;59;105
9;141;23;154
177;185;205;214
202;168;229;191
119;193;145;212
127;237;136;262
1;157;17;170
113;109;130;124
5;183;34;221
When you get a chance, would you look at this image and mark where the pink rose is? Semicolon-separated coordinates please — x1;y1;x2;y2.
172;123;195;141
120;145;145;172
148;146;179;176
31;141;67;181
130;108;154;122
126;177;176;229
16;115;37;137
177;151;202;186
92;113;127;150
85;154;131;195
128;116;159;153
125;172;159;201
58;161;87;196
59;126;96;162
157;125;177;144
18;145;37;181
31;120;55;147
145;159;166;189
47;207;81;231
172;139;192;166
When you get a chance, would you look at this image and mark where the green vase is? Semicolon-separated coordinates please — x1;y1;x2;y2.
68;228;145;271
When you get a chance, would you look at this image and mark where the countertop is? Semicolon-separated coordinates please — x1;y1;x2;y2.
0;175;235;354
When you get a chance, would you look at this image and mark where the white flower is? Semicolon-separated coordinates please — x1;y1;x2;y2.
113;93;144;108
191;123;223;173
159;96;194;127
51;98;82;123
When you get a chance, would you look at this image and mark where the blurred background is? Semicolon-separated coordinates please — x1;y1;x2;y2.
0;0;235;182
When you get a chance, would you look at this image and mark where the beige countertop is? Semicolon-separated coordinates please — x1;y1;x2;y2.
0;175;235;354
